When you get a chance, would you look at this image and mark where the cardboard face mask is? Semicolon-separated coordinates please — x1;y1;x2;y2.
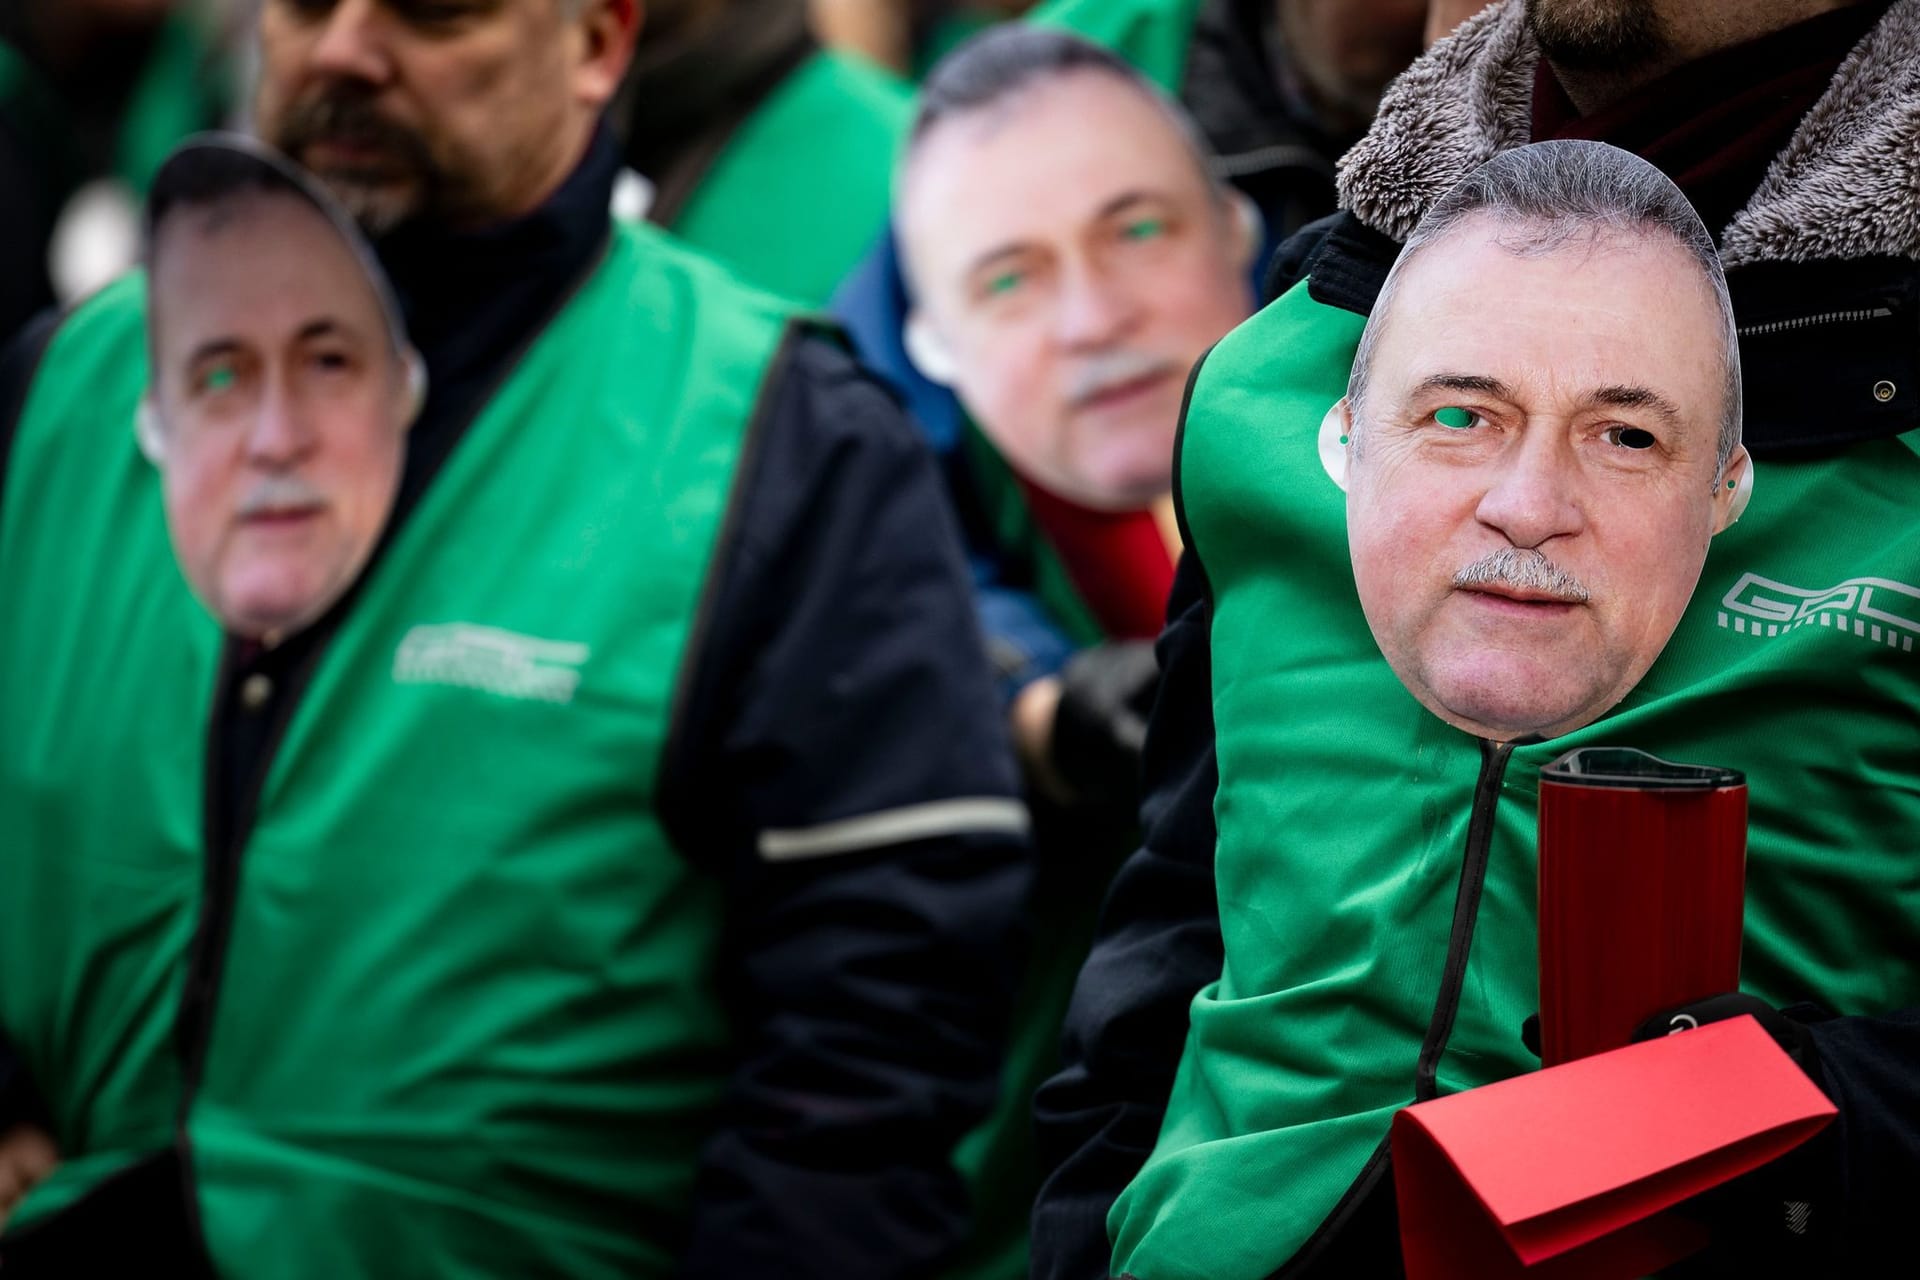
1339;148;1748;743
141;135;425;645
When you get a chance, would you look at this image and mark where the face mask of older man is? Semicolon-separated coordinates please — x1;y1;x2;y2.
898;40;1257;515
1331;141;1751;741
140;137;422;646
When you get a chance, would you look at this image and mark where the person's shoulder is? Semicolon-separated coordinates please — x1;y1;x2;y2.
803;47;914;121
1261;211;1399;309
4;273;148;404
769;328;923;459
611;218;803;319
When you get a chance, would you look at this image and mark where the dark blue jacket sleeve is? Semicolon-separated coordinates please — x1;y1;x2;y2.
1028;550;1225;1280
658;331;1034;1279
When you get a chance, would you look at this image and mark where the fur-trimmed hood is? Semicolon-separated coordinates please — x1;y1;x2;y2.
1335;0;1920;269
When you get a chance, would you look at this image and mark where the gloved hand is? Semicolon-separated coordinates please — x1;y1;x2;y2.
1631;993;1840;1276
1518;995;1823;1070
1632;992;1823;1073
1048;640;1159;816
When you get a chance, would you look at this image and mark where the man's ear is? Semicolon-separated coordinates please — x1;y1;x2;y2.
572;0;642;110
1318;397;1352;492
1712;445;1754;533
135;397;166;465
904;312;958;386
402;347;428;430
1228;190;1263;273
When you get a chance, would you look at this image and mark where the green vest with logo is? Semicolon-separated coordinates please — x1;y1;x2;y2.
0;221;797;1277
669;49;912;307
1105;277;1920;1280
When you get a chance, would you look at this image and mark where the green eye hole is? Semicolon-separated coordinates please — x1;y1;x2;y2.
1435;406;1475;429
205;366;236;393
1123;218;1166;240
987;272;1022;295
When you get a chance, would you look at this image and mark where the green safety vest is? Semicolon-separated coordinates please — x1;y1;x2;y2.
668;49;912;307
1107;276;1920;1279
0;221;798;1277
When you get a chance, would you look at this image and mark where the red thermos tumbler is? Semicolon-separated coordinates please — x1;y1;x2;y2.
1537;747;1748;1068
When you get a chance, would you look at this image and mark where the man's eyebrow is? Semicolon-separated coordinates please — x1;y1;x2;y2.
1094;189;1167;221
294;317;346;342
1586;383;1684;425
186;337;244;367
964;240;1033;280
1412;372;1512;398
961;190;1172;278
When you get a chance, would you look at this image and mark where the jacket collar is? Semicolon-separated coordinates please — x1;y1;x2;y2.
1334;0;1920;268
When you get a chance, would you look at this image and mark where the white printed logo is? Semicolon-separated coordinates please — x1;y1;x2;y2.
1717;572;1919;654
393;623;590;703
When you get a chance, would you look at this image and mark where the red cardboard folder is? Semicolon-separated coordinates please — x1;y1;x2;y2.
1392;1016;1835;1280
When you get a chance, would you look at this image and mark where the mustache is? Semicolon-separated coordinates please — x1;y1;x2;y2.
237;474;328;518
1066;350;1179;407
1452;547;1591;603
274;87;433;172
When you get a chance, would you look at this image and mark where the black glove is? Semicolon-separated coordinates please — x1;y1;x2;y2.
1048;640;1159;816
1633;992;1824;1074
1630;993;1841;1277
1518;995;1824;1070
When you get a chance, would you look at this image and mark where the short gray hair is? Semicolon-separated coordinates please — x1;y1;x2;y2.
1347;140;1742;476
897;25;1223;228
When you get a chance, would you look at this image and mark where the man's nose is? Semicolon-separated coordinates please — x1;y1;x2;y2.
307;0;396;86
245;380;317;469
1053;262;1138;350
1473;427;1585;549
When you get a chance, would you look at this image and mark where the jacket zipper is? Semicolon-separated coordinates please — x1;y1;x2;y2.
1273;737;1517;1277
1736;306;1892;338
1413;737;1515;1101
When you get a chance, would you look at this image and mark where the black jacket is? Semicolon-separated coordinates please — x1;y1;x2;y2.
0;127;1031;1279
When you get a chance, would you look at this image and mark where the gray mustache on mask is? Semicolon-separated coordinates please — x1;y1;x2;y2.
1066;350;1179;407
238;475;328;519
1453;547;1591;603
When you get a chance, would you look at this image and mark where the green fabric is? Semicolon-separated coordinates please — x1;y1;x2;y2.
1029;0;1204;92
1109;277;1920;1280
669;48;912;306
0;222;797;1277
